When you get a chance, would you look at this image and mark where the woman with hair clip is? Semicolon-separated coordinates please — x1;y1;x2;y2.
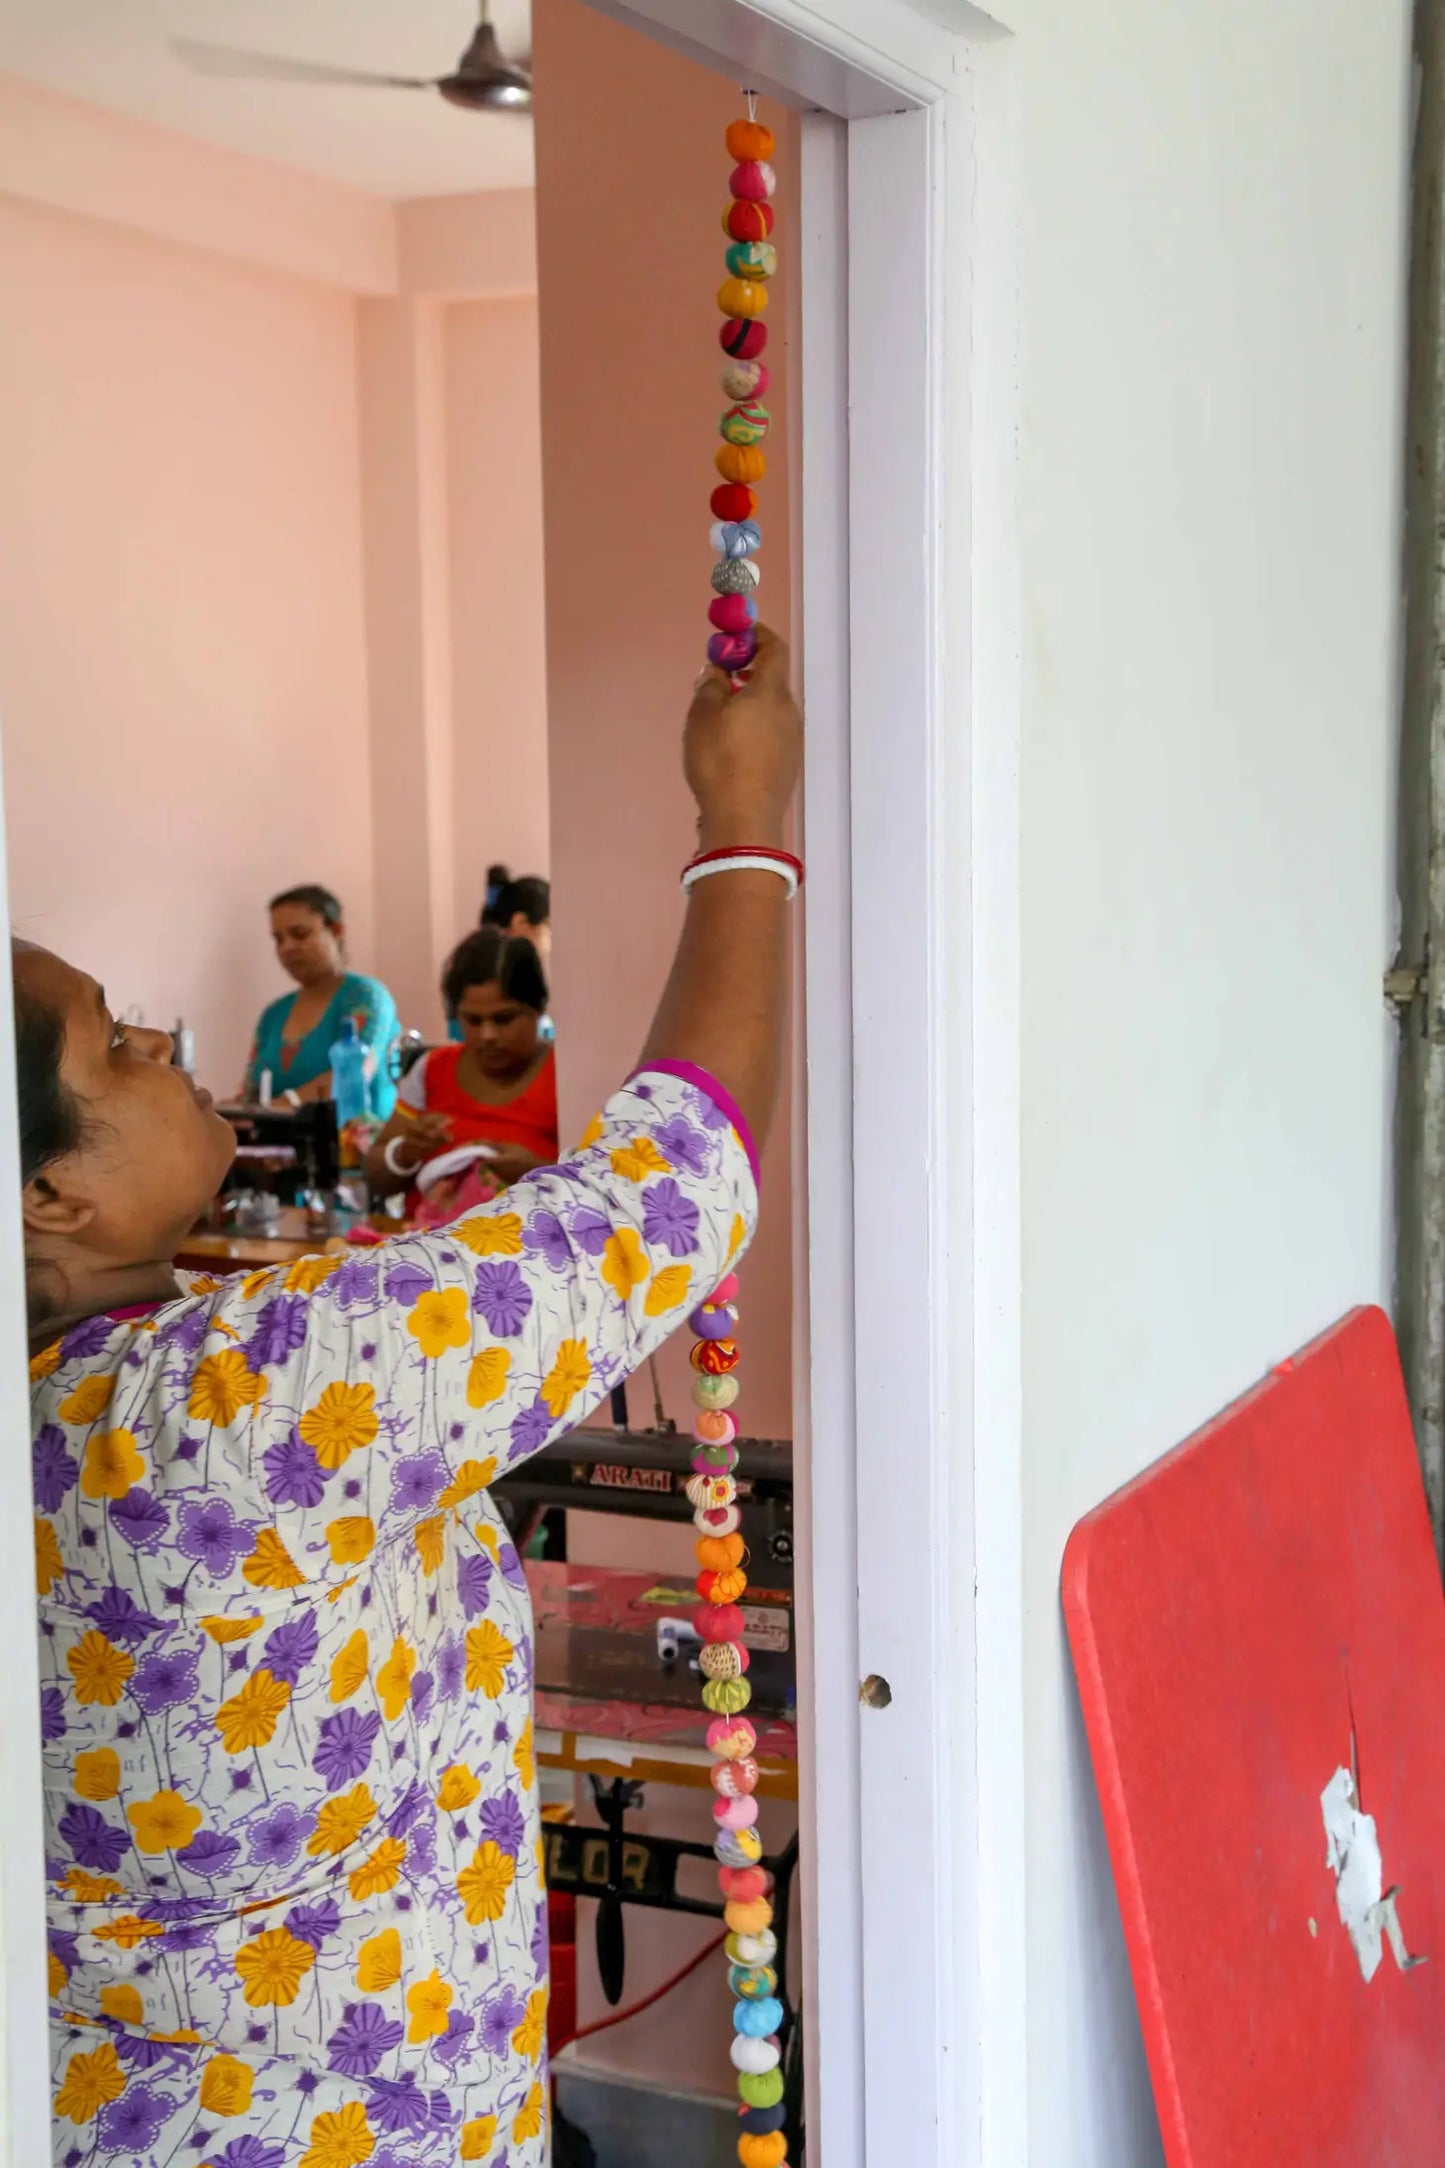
19;631;800;2166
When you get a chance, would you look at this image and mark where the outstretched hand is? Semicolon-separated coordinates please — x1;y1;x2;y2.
684;627;802;853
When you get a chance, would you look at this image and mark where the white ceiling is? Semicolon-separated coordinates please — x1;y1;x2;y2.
0;0;534;199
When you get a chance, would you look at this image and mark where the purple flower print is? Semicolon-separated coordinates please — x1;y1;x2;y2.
285;1896;341;1948
58;1803;129;1873
328;2002;404;2079
531;1898;549;1977
97;2085;169;2152
60;1314;116;1361
332;1255;379;1308
384;1780;428;1838
32;1426;78;1512
391;1453;445;1514
432;2009;475;2071
263;1614;320;1686
458;1552;492;1619
49;1929;81;1977
436;1634;465;1702
509;1399;552;1461
407;1819;437;1875
479;1790;526;1858
262;1431;328;1510
366;2074;434;2136
115;2033;172;2070
313;1707;381;1790
524;1210;572;1271
243;1294;308;1370
248;1803;313;1870
498;1540;527;1592
695;1084;729;1132
642;1178;700;1258
656;1115;709;1175
39;1688;65;1743
385;1259;432;1307
569;1205;611;1257
472;1260;533;1337
131;1650;199;1716
85;1587;164;1646
410;1670;435;1723
480;1985;527;2056
176;1499;250;1577
182;1830;240;1876
214;2143;287;2168
109;1487;168;1551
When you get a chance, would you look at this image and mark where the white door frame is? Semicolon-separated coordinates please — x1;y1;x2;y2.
588;1;1024;2159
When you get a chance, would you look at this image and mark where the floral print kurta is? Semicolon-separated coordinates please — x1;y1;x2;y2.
31;1069;755;2168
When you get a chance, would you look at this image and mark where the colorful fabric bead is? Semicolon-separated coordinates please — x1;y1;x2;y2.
711;519;763;557
693;1371;740;1410
719;317;768;359
703;1676;752;1715
691;1299;739;1337
712;1753;760;1795
711;482;758;520
738;2103;788;2136
699;1564;748;1603
722;358;770;401
692;1442;739;1474
726;240;778;280
721;401;770;446
694;1409;739;1445
696;1503;742;1538
700;1640;748;1681
726;118;776;161
724;199;775;242
736;1997;785;2037
719;1864;768;1900
691;1336;741;1374
686;1472;737;1511
725;1896;773;1937
715;441;767;484
713;557;762;597
696;1601;746;1641
730;1963;778;2000
718;277;768;319
739;2132;789;2168
737;2068;785;2108
714;1795;759;1830
707;1715;756;1758
730;161;777;201
708;629;759;671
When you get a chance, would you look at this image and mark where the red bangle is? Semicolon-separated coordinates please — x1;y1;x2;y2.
681;846;804;897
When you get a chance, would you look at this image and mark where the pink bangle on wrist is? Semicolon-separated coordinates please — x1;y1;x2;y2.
681;846;803;898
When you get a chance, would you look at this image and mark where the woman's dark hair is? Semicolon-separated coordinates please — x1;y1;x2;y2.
480;865;511;925
442;927;548;1017
269;883;343;928
13;957;85;1187
494;875;550;931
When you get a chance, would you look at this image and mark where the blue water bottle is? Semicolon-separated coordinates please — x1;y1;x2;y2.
329;1015;368;1127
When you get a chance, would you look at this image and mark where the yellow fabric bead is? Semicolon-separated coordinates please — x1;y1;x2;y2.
718;278;768;320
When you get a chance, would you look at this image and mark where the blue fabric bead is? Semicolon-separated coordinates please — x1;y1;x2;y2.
710;519;763;559
734;1995;784;2036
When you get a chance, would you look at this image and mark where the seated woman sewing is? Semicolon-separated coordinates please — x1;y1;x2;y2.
241;883;399;1120
365;925;558;1214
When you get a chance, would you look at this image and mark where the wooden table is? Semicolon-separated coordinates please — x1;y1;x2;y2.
174;1207;354;1273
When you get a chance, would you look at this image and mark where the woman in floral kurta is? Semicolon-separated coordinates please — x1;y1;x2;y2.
20;631;801;2166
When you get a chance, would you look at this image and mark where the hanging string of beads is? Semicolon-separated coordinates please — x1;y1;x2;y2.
691;95;788;2168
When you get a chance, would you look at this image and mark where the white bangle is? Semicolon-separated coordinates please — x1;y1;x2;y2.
679;852;800;899
383;1135;422;1178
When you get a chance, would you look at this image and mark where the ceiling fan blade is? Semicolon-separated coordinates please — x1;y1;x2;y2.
170;38;436;91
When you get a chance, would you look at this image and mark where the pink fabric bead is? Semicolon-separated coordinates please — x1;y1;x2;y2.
719;1865;768;1901
695;1602;745;1643
707;1716;757;1758
714;1794;760;1830
730;160;776;201
712;1273;740;1303
708;594;756;634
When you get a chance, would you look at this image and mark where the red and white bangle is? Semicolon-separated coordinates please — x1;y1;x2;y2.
681;846;803;899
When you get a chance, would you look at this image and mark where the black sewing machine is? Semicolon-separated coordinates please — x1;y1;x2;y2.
213;1099;340;1206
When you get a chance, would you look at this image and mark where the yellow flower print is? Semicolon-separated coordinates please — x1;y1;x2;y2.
728;1211;747;1262
601;1227;650;1302
58;1372;116;1426
474;1521;499;1558
406;1967;453;2043
415;1515;446;1576
73;1748;120;1802
452;1212;523;1258
201;1614;262;1644
513;2082;545;2145
35;1516;64;1595
240;1267;276;1300
47;1950;67;1997
645;1264;692;1316
197;2052;254;2117
460;2115;499;2161
188;1349;264;1427
456;1839;515;1925
540;1338;591;1418
435;1763;480;1813
299;1380;378;1470
99;1983;144;2027
186;1274;223;1295
234;1926;315;2008
439;1455;498;1506
93;1915;162;1949
466;1351;509;1409
514;1717;536;1790
610;1135;671;1182
348;1835;407;1902
512;1985;548;2060
299;2101;375;2168
29;1339;61;1381
128;1788;203;1854
53;2040;125;2123
60;1868;123;1901
149;2026;203;2044
308;1784;375;1858
214;1668;290;1754
330;1629;370;1703
464;1619;515;1697
242;1528;305;1591
284;1253;343;1295
355;1925;402;1992
326;1516;375;1565
67;1629;133;1707
375;1639;415;1722
407;1287;471;1359
578;1111;605;1150
328;1577;358;1604
81;1428;145;1501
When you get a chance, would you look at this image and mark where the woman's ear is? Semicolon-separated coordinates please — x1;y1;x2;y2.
22;1167;96;1242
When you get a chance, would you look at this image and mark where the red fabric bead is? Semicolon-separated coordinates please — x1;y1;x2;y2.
724;199;776;242
709;595;754;634
719;317;768;360
719;1865;769;1901
711;483;758;521
695;1602;746;1642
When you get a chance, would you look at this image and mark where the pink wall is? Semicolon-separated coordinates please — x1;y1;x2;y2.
0;193;375;1093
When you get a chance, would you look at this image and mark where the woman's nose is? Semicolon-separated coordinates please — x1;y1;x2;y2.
129;1025;174;1063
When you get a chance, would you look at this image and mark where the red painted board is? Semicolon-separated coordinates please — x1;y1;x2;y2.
1063;1307;1445;2168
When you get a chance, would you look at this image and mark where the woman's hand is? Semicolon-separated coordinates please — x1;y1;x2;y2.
363;1109;452;1199
686;626;802;852
480;1141;546;1189
398;1113;453;1165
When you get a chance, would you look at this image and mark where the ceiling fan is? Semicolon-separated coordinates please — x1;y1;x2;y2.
171;3;532;114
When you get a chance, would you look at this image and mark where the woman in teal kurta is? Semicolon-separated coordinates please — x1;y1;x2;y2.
241;883;399;1120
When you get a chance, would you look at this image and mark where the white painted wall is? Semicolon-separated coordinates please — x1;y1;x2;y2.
1008;0;1411;2159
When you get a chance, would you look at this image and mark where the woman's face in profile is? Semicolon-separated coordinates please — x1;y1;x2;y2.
508;913;550;970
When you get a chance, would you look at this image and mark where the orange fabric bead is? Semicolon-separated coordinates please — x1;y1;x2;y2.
739;2136;788;2168
696;1533;746;1573
694;1408;735;1444
698;1566;749;1603
717;277;768;320
724;1896;774;1937
726;119;776;163
714;445;767;486
691;1335;742;1374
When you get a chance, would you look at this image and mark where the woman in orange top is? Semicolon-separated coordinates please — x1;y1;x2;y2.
365;926;558;1209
